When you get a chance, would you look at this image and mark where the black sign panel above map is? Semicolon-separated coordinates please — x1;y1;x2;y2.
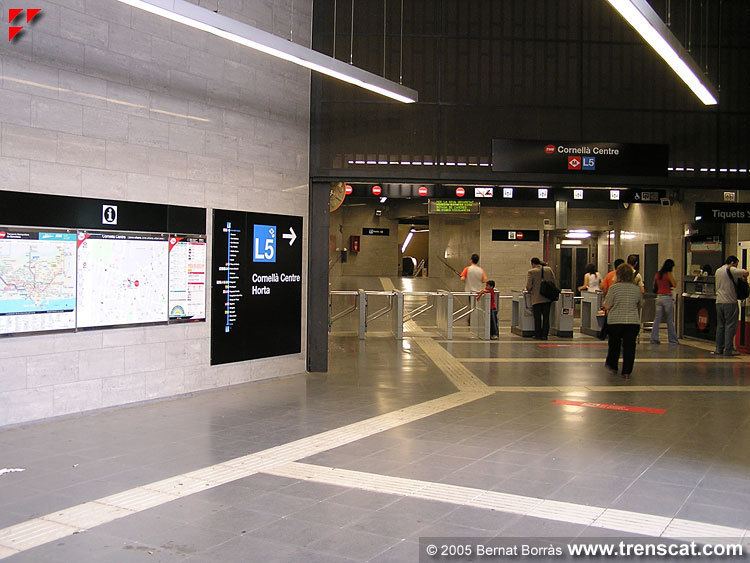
492;139;669;177
211;209;303;365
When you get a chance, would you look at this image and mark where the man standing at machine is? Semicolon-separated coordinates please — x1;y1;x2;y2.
714;255;749;357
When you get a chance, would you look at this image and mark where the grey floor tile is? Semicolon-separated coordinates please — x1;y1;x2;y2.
499;515;589;537
308;528;402;561
438;506;521;533
349;509;433;539
240;491;321;517
367;539;421;562
328;489;401;511
191;506;281;535
292;500;375;527
195;535;303;562
381;497;458;521
249;516;340;548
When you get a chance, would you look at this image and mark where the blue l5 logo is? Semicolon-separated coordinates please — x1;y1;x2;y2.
582;156;596;171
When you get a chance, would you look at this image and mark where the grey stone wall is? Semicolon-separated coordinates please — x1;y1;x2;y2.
0;0;311;426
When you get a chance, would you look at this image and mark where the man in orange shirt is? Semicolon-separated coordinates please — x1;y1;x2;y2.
601;258;625;295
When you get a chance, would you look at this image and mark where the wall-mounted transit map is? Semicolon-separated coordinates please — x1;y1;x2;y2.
76;232;170;328
0;229;77;335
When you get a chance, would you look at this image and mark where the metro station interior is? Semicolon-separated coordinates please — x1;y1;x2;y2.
1;1;750;562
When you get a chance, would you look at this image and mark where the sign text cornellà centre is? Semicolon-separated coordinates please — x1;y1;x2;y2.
492;139;669;177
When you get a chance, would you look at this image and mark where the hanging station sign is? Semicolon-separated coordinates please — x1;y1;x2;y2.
491;229;541;242
492;139;669;177
362;227;390;236
428;200;480;214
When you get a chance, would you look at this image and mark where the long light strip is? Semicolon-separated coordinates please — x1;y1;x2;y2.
606;0;717;105
114;0;418;103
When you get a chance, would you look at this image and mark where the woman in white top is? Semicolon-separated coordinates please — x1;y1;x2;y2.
578;263;601;293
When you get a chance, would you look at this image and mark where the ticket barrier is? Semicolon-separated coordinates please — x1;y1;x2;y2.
470;292;491;340
580;291;604;337
361;290;403;340
435;290;454;339
551;290;574;338
511;290;535;337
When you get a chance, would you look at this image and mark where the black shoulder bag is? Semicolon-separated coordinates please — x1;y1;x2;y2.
728;267;750;301
539;267;560;302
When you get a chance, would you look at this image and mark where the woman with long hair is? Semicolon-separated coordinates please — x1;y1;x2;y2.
651;259;678;345
578;263;600;293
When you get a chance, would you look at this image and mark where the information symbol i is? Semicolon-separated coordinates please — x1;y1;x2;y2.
102;205;118;225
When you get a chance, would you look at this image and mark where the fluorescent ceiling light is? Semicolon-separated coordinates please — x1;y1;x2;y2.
114;0;418;104
401;232;414;253
606;0;717;105
565;232;591;239
561;239;583;245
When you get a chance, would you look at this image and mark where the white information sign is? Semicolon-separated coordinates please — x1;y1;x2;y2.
76;232;169;328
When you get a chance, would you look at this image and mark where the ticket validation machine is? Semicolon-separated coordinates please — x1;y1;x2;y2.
580;291;604;337
551;290;574;338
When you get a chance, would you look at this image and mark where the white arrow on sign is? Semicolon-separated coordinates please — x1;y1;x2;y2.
282;227;297;246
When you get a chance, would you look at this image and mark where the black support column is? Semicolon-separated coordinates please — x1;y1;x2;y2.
307;181;329;372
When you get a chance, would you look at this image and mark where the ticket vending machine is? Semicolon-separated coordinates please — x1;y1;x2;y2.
736;241;750;353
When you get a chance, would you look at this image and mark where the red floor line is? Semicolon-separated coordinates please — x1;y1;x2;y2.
552;399;667;415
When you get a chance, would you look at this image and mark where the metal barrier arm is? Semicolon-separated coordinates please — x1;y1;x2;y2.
366;291;396;323
404;292;435;321
329;290;359;326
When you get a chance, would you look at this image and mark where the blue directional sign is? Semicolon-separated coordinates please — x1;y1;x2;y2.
253;224;276;263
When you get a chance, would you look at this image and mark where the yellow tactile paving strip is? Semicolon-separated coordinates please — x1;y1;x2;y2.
265;462;749;539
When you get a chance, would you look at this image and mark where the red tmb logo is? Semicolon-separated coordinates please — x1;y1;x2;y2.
8;8;42;42
696;308;709;331
567;156;582;170
544;144;556;155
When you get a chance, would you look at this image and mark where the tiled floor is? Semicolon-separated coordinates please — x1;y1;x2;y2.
2;324;750;561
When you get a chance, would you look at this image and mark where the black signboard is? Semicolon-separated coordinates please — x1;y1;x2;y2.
694;202;750;223
492;139;669;177
362;227;390;236
492;229;541;242
0;189;205;234
211;209;303;365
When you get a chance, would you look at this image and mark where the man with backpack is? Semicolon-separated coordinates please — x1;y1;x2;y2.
526;257;558;340
714;255;749;357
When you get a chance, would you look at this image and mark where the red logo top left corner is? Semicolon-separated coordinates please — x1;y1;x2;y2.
544;144;556;155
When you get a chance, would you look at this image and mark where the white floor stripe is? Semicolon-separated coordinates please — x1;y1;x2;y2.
491;385;750;393
459;357;747;363
264;462;749;540
0;391;492;557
